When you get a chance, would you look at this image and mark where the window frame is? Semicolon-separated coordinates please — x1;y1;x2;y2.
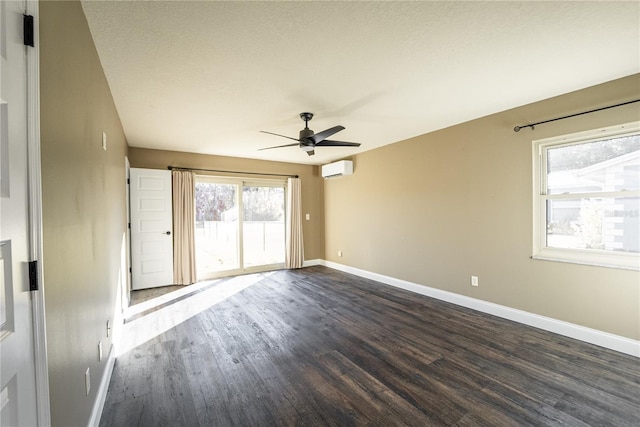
532;121;640;270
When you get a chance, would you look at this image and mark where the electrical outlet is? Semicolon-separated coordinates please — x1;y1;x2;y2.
98;341;103;361
471;276;479;287
85;368;91;396
338;251;343;257
106;320;111;338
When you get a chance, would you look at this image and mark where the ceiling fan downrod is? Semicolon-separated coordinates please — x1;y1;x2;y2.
300;112;313;129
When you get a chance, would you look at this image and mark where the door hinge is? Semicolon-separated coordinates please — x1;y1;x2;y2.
127;178;130;184
28;260;38;291
23;15;34;47
129;267;132;273
128;222;131;229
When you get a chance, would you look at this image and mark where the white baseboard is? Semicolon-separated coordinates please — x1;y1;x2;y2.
303;258;322;267
318;260;639;358
88;344;116;427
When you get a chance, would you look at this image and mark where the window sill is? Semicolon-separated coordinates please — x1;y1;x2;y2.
531;251;640;271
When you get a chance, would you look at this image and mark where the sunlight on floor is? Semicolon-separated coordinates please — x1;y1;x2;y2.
117;272;271;355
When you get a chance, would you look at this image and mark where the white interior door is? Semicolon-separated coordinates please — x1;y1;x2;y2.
130;168;174;290
0;1;39;425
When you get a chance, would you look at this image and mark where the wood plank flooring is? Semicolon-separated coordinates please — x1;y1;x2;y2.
100;266;640;426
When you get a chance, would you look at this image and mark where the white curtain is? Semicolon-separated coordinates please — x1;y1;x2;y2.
172;170;197;285
285;177;304;269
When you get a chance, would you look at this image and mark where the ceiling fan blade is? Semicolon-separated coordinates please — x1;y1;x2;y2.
306;149;315;156
309;125;345;144
315;140;361;147
258;142;300;151
259;131;301;142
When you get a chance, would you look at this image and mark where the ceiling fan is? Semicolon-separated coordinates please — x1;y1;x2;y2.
259;112;361;156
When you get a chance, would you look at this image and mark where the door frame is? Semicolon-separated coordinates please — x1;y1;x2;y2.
124;157;131;307
25;1;51;424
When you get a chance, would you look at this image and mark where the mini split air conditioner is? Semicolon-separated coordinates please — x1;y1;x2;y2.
321;160;353;178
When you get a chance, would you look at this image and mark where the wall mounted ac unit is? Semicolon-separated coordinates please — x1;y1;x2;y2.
321;160;353;178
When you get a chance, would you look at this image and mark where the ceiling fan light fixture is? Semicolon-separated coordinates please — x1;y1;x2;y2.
301;145;315;152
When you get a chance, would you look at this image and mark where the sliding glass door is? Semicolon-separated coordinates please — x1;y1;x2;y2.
195;177;285;279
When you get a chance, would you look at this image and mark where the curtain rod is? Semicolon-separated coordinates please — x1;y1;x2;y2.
513;99;640;132
168;166;298;179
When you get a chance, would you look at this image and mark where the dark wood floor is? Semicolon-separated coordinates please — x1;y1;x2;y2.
100;266;640;426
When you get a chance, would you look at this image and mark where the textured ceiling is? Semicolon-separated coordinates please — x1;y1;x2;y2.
81;1;640;165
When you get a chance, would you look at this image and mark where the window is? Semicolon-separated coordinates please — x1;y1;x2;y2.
532;122;640;270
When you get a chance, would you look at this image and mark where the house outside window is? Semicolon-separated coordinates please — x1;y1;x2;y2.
532;122;640;270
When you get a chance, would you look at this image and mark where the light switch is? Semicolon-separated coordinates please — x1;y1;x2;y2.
305;213;310;220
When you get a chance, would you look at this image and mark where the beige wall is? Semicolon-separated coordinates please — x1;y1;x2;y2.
324;74;640;340
40;1;129;425
128;148;325;261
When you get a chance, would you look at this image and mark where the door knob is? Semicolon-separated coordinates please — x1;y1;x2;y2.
164;231;171;235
